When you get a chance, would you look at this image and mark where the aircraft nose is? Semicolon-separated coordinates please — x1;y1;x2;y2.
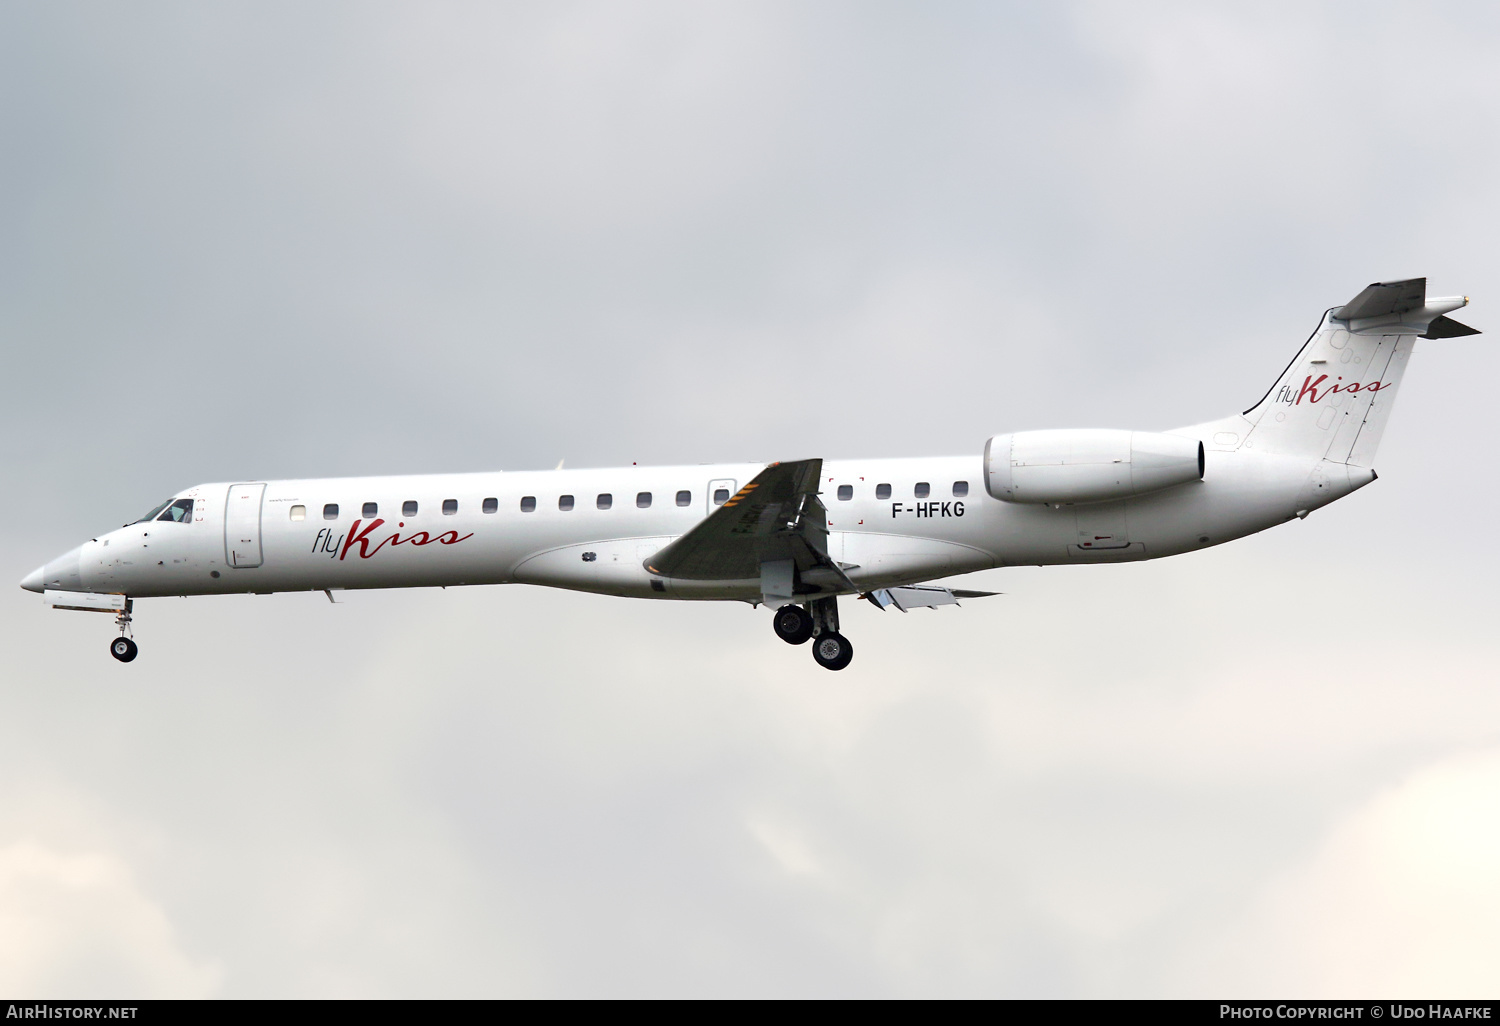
22;546;84;594
20;565;45;593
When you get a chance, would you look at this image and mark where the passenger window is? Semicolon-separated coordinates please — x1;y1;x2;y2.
676;490;691;507
914;482;930;499
443;499;458;515
837;485;853;501
520;496;536;512
559;494;575;511
403;500;418;517
637;492;652;509
289;504;306;522
323;503;339;520
713;488;729;505
482;497;498;514
875;483;891;500
597;493;612;510
952;480;969;497
362;502;378;518
156;498;195;523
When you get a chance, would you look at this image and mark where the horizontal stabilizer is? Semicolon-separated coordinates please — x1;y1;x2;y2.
1337;278;1427;320
1421;314;1481;339
864;585;999;612
1331;277;1474;336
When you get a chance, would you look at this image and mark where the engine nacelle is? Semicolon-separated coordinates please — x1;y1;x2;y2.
984;429;1204;504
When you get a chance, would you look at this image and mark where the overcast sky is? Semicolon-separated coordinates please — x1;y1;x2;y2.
3;0;1500;997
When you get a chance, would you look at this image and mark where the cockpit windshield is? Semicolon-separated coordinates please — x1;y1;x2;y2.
136;499;175;523
134;498;194;524
156;499;194;523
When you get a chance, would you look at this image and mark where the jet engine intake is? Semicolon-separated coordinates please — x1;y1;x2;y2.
984;429;1203;504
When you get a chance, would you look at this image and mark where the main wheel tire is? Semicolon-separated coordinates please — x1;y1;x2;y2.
773;604;814;645
110;637;138;663
811;631;853;671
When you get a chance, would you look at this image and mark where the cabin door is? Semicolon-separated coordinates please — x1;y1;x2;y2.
224;483;267;569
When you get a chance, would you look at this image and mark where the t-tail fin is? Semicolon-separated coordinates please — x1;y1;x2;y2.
1238;278;1477;466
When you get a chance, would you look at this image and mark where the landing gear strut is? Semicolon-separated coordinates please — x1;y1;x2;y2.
109;599;137;663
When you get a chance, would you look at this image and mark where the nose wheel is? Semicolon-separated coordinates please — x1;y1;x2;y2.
109;598;138;662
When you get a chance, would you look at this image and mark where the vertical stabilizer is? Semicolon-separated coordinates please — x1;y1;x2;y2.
1239;279;1475;466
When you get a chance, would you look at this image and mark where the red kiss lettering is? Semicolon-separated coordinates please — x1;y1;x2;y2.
1295;374;1329;404
340;519;395;560
338;519;473;559
1295;374;1389;405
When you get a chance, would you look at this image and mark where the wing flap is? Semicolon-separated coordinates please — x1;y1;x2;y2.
864;585;1001;611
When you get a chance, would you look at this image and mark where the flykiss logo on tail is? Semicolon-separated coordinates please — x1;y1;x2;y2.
1275;374;1391;406
309;519;475;560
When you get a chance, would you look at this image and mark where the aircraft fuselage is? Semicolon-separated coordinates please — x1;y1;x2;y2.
33;448;1359;604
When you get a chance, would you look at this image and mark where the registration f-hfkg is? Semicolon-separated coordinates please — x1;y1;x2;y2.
21;279;1480;670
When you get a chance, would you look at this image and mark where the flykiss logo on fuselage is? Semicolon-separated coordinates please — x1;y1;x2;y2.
1275;374;1391;406
310;519;475;560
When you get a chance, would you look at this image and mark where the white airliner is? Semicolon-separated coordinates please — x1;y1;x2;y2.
20;279;1478;670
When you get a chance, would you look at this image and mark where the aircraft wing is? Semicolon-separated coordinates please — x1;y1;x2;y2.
644;458;844;585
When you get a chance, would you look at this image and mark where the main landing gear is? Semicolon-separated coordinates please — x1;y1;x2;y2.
772;596;853;671
772;604;815;645
109;599;138;663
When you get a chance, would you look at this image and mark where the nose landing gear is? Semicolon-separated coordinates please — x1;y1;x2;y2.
772;596;853;670
109;599;138;662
